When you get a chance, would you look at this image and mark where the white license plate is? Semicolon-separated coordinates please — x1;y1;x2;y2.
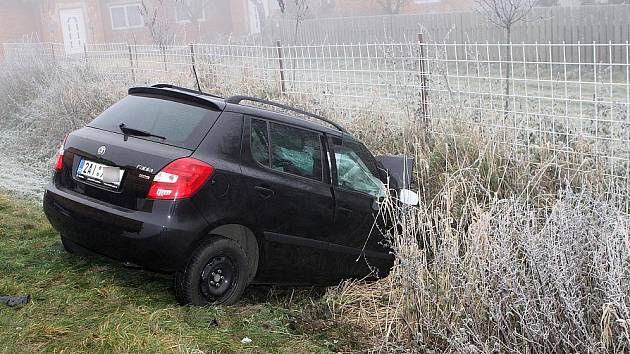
77;159;124;188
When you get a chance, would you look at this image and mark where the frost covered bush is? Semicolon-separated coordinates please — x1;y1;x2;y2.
326;104;628;353
328;142;630;353
0;56;125;159
0;56;126;197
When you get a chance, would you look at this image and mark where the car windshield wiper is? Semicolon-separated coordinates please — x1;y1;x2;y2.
119;123;166;141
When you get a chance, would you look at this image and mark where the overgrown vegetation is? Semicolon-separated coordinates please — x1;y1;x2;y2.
328;156;629;352
0;52;628;353
330;101;629;352
0;54;124;198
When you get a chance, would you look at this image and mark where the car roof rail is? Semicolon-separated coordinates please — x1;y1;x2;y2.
225;95;347;133
151;83;223;99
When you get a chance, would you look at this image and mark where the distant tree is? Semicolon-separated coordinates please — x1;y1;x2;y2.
139;0;206;46
476;0;537;116
277;0;287;13
250;0;270;33
279;0;310;43
276;0;310;82
476;0;537;42
140;0;176;49
375;0;410;14
174;0;205;21
174;0;206;39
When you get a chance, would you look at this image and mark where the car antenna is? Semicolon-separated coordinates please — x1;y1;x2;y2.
192;64;202;94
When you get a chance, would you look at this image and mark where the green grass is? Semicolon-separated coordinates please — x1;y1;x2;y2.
0;194;364;353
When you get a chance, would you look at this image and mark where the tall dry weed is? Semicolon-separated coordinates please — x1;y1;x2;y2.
327;132;629;352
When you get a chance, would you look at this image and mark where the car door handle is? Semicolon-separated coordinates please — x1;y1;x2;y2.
254;185;274;198
338;206;353;215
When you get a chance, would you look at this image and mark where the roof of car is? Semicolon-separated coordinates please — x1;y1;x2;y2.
130;84;354;140
224;102;349;138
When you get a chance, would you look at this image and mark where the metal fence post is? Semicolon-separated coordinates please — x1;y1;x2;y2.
418;33;429;122
162;47;167;73
128;45;135;82
83;43;88;66
276;40;286;95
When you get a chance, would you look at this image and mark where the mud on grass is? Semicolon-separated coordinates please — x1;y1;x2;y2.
0;194;367;353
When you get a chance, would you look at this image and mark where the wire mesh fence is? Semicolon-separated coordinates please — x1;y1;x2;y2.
2;40;629;181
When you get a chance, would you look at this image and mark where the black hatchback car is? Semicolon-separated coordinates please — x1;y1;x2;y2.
43;84;418;305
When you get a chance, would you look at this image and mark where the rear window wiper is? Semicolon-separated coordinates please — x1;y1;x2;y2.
119;123;166;141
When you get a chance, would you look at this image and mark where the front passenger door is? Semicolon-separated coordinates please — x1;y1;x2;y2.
327;137;393;280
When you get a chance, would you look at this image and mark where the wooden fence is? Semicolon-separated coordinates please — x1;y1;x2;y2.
266;4;630;63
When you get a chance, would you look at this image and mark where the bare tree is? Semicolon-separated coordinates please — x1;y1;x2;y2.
286;0;310;44
140;0;208;47
250;0;269;32
174;0;206;41
140;0;176;49
250;0;290;35
277;0;310;82
277;0;287;13
476;0;537;116
375;0;410;14
476;0;536;43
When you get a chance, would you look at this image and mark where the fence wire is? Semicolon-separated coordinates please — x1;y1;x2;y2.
2;41;629;181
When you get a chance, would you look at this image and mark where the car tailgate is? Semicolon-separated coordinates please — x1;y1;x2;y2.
57;127;192;210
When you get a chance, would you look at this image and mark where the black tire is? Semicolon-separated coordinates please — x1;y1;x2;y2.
174;236;249;306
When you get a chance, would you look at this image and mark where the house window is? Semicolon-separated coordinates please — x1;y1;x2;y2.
110;4;143;30
176;0;206;23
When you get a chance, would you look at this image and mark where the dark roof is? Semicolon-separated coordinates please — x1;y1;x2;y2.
224;102;349;138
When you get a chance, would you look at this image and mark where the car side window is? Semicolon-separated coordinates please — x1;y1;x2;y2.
333;141;385;198
251;119;270;166
269;123;323;182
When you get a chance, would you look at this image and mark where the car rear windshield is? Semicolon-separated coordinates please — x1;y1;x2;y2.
88;94;220;150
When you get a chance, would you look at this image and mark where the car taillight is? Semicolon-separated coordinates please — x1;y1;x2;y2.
147;158;214;200
53;137;67;172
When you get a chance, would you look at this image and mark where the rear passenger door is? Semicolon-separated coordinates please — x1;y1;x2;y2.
241;117;334;284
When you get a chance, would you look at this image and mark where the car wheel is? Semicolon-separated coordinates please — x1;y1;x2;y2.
174;236;249;306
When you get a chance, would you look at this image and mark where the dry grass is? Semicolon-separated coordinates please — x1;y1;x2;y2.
326;121;629;353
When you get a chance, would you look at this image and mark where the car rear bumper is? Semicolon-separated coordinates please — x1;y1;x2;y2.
43;183;208;273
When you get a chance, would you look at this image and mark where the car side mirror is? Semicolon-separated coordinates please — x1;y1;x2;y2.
375;155;414;190
399;189;419;206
